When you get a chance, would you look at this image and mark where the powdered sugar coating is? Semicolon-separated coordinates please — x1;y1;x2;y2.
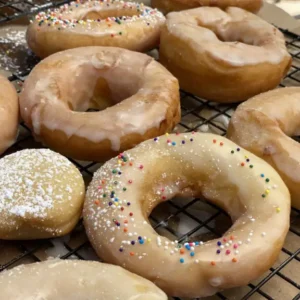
0;149;85;239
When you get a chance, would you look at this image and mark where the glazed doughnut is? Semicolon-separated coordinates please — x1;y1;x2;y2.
0;75;19;155
27;0;165;58
228;87;300;210
0;259;167;299
83;132;290;298
0;149;85;240
19;47;180;162
159;7;292;103
152;0;263;14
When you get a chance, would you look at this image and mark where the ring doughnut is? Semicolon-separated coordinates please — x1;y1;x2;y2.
0;259;167;299
19;47;180;162
152;0;263;14
27;0;165;58
159;7;292;103
83;132;290;298
227;87;300;209
0;75;19;155
0;149;85;240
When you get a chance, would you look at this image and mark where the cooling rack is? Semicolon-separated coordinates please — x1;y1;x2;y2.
0;1;299;300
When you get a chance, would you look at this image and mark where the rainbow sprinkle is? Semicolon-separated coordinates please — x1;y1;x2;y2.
31;0;163;34
89;134;278;267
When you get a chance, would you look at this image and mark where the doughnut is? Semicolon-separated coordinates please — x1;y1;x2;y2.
152;0;263;14
227;87;300;210
19;47;180;162
0;149;85;240
0;259;167;299
83;132;290;298
0;75;19;155
27;0;165;58
159;7;292;103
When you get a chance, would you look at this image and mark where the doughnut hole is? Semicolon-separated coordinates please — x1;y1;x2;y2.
151;194;232;244
86;75;139;112
140;156;246;221
81;7;142;20
50;53;143;113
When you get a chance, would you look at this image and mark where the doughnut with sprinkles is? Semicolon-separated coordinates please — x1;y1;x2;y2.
83;132;290;298
27;0;165;58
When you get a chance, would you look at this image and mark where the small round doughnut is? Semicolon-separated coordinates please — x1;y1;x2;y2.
27;0;165;58
159;7;292;103
83;132;290;298
152;0;263;14
0;259;167;299
0;149;85;240
227;87;300;210
0;75;19;155
19;47;180;162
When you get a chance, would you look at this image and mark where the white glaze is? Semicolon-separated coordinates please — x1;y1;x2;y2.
166;7;290;66
19;47;179;158
0;260;167;299
84;132;290;298
228;87;300;209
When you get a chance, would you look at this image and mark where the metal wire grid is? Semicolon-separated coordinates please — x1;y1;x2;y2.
0;1;300;299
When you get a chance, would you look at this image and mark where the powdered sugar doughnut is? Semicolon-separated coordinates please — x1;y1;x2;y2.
0;149;85;240
27;0;165;58
83;132;290;298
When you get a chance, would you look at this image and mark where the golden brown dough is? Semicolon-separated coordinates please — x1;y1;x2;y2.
27;0;165;58
152;0;263;14
0;259;168;300
19;47;180;162
0;75;19;154
159;7;291;103
0;149;85;239
227;87;300;209
84;132;290;298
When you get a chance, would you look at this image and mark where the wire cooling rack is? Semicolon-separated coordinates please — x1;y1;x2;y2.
0;1;299;300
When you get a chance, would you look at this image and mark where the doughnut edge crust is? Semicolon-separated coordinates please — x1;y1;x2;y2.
27;0;166;58
83;132;290;298
19;47;180;162
159;7;292;103
152;0;263;14
227;87;300;209
0;259;168;299
0;75;19;155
